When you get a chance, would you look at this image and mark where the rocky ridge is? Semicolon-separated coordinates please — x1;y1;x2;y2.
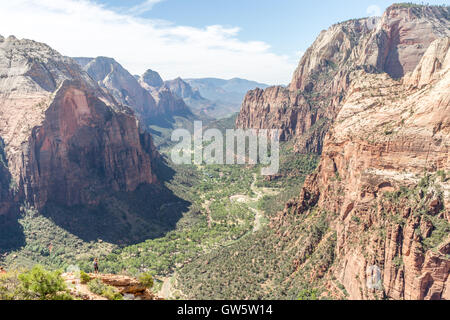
236;5;450;154
275;35;449;300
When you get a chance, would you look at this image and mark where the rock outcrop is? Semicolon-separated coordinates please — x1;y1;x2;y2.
277;34;449;300
0;36;158;211
165;77;204;101
236;4;450;154
63;273;161;300
141;69;164;88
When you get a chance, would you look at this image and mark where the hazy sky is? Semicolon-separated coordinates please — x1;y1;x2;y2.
0;0;448;84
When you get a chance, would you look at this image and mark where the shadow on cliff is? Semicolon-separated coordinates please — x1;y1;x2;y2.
40;157;190;246
0;138;25;253
382;25;404;79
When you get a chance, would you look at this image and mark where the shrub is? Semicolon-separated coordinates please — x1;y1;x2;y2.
392;256;404;269
138;272;154;289
88;279;123;300
0;271;20;300
297;288;319;300
18;265;72;300
80;271;91;284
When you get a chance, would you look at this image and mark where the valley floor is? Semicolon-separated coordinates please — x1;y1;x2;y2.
0;125;318;299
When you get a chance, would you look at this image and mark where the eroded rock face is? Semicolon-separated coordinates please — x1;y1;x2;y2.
281;36;449;300
0;142;13;217
24;80;157;208
63;273;160;300
0;37;158;212
236;5;450;154
141;69;164;88
360;5;450;79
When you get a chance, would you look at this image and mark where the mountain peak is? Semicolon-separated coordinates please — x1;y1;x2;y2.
142;69;164;88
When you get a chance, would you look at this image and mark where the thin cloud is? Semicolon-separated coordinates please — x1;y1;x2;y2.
0;0;295;84
366;5;382;17
128;0;164;15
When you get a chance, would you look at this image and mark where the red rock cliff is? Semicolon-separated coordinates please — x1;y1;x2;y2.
0;36;158;212
277;36;449;300
236;5;450;154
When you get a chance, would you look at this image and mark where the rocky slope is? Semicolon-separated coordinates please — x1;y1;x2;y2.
137;71;194;122
0;36;171;244
276;35;450;300
141;69;164;88
236;4;450;154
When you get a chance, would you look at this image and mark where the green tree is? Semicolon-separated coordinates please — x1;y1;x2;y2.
297;288;319;300
18;265;72;300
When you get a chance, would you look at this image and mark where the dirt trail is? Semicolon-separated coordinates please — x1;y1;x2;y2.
230;174;278;233
160;277;172;299
202;199;212;229
63;273;107;300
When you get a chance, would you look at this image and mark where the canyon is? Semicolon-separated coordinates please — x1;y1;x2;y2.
234;4;450;300
0;3;448;301
176;4;449;301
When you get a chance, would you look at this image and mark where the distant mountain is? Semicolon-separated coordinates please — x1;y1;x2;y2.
162;77;215;118
185;77;269;105
162;77;269;119
164;77;204;101
74;58;192;126
141;69;164;88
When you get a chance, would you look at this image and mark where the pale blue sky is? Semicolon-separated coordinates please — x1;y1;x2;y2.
99;0;450;68
0;0;448;84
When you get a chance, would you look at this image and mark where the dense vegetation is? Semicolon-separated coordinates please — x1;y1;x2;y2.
174;143;323;300
177;208;335;300
77;163;258;276
0;265;72;300
0;110;324;299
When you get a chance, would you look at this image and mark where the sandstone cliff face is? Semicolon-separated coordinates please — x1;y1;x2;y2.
24;80;157;209
0;141;13;217
359;5;450;79
0;36;158;212
236;5;450;154
278;36;450;300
